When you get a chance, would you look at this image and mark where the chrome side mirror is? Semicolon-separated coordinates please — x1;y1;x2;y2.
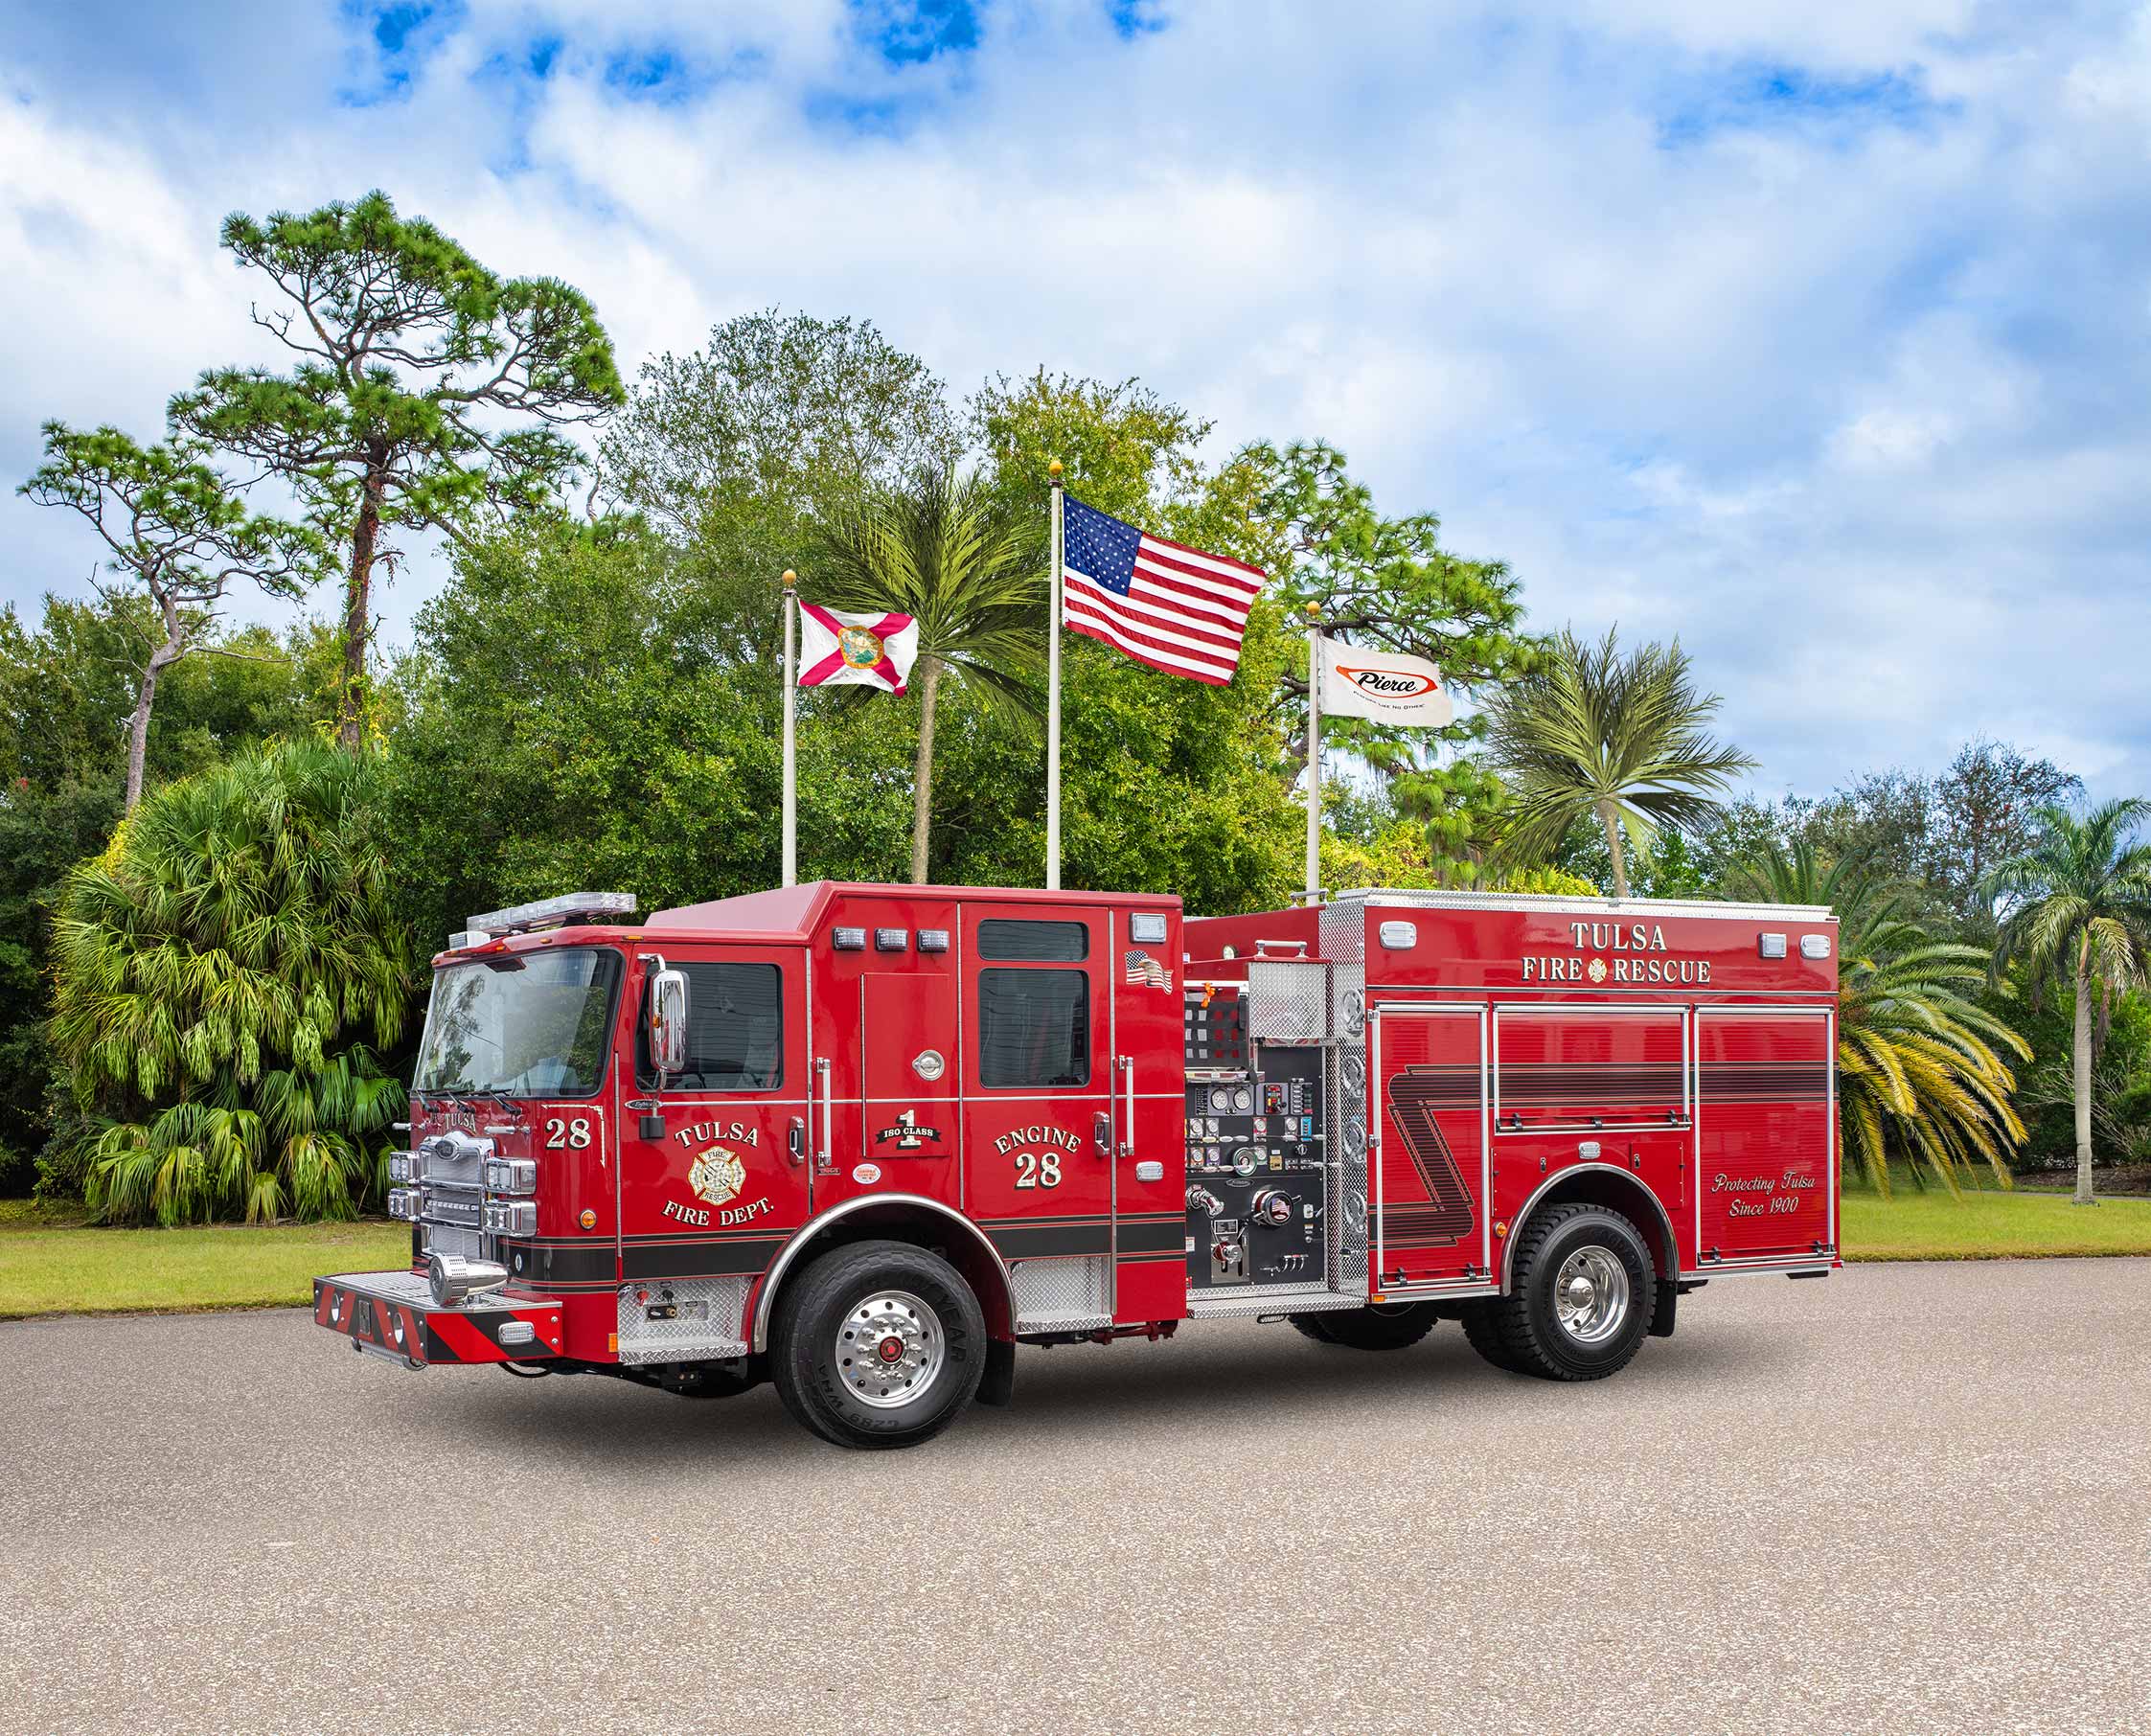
649;966;691;1075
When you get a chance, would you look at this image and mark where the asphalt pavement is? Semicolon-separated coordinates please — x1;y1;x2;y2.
4;1259;2147;1736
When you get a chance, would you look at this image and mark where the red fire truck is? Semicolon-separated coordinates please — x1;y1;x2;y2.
315;881;1839;1449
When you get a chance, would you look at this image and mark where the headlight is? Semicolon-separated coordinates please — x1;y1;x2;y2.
388;1153;415;1183
483;1201;537;1237
484;1158;538;1194
387;1188;420;1222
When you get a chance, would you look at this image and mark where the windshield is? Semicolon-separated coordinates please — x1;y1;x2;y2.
413;947;624;1099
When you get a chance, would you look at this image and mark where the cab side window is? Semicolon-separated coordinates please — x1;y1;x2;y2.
636;961;785;1091
977;919;1090;1088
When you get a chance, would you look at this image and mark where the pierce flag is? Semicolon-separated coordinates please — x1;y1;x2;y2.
797;605;920;694
1316;636;1454;727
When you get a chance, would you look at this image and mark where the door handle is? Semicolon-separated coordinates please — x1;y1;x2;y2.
1092;1111;1111;1156
788;1116;806;1167
814;1059;834;1174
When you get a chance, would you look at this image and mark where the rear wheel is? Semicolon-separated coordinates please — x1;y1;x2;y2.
1288;1301;1441;1351
1463;1204;1655;1381
770;1240;986;1449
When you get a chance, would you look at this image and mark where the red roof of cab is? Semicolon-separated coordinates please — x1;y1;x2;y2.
643;879;1178;943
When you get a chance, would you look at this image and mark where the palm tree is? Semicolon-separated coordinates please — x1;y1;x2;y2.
1738;840;2027;1195
1985;800;2151;1205
1483;627;1755;899
812;468;1044;882
49;741;414;1223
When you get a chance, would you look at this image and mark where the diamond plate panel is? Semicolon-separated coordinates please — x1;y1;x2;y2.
1246;960;1331;1043
1185;1282;1358;1320
616;1275;752;1365
1009;1255;1111;1330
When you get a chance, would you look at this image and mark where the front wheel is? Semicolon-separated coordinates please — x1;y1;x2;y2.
1289;1301;1442;1351
770;1240;987;1449
1464;1204;1656;1381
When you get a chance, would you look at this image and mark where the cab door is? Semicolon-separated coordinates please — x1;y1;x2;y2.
959;903;1114;1327
615;946;811;1309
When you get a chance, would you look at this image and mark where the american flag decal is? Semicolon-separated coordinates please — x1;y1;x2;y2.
1124;948;1172;991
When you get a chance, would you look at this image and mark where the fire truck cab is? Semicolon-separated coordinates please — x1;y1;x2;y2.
316;880;1839;1449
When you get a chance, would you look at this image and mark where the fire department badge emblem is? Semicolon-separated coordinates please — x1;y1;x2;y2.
688;1144;747;1207
837;625;884;669
1587;957;1609;984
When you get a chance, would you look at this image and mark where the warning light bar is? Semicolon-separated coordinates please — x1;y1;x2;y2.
460;892;637;942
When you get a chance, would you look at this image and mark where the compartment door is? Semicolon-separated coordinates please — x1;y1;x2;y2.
1693;1008;1836;1266
1370;1005;1490;1289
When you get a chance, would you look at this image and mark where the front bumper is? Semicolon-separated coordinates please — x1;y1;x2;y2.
314;1270;565;1368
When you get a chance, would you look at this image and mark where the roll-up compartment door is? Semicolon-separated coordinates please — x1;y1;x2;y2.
1370;1006;1489;1289
1694;1010;1835;1265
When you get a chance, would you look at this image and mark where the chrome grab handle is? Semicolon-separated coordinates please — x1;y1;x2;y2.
1117;1055;1134;1157
814;1059;833;1174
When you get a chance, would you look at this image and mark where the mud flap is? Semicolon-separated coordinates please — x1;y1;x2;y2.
975;1337;1016;1406
1648;1282;1678;1338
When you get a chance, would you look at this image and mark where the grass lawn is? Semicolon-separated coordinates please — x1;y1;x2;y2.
0;1199;410;1319
7;1164;2151;1319
1841;1181;2151;1261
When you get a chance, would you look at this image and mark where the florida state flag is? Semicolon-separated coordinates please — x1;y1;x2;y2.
797;605;920;695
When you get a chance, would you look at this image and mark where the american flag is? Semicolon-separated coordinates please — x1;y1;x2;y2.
1062;494;1264;685
1124;948;1173;991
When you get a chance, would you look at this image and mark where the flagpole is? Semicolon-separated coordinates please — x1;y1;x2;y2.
1305;602;1322;900
781;569;797;888
1045;458;1064;892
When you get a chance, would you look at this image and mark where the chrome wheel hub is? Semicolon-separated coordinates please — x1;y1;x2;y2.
837;1290;944;1408
1552;1246;1630;1344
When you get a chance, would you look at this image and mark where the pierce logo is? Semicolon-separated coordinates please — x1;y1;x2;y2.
1336;665;1440;698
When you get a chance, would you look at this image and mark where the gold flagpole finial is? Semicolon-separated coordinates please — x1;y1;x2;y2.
1047;458;1063;481
782;569;796;589
1306;602;1321;621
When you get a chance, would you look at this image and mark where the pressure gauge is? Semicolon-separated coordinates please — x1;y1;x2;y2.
1232;1147;1261;1176
1209;1085;1235;1115
1232;1085;1254;1113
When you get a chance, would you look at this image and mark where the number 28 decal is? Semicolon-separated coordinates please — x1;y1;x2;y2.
544;1116;592;1150
1013;1152;1062;1190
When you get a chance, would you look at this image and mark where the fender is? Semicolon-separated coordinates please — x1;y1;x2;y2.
1499;1161;1681;1294
749;1192;1015;1354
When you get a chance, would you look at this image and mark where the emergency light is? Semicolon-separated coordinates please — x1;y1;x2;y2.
460;891;636;943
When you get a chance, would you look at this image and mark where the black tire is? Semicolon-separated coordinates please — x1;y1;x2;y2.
1465;1204;1656;1381
1458;1300;1527;1373
770;1240;987;1450
1288;1302;1441;1351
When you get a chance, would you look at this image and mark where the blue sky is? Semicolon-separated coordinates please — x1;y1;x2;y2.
3;0;2148;802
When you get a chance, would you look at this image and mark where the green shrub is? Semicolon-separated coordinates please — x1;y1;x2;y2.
49;742;414;1223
